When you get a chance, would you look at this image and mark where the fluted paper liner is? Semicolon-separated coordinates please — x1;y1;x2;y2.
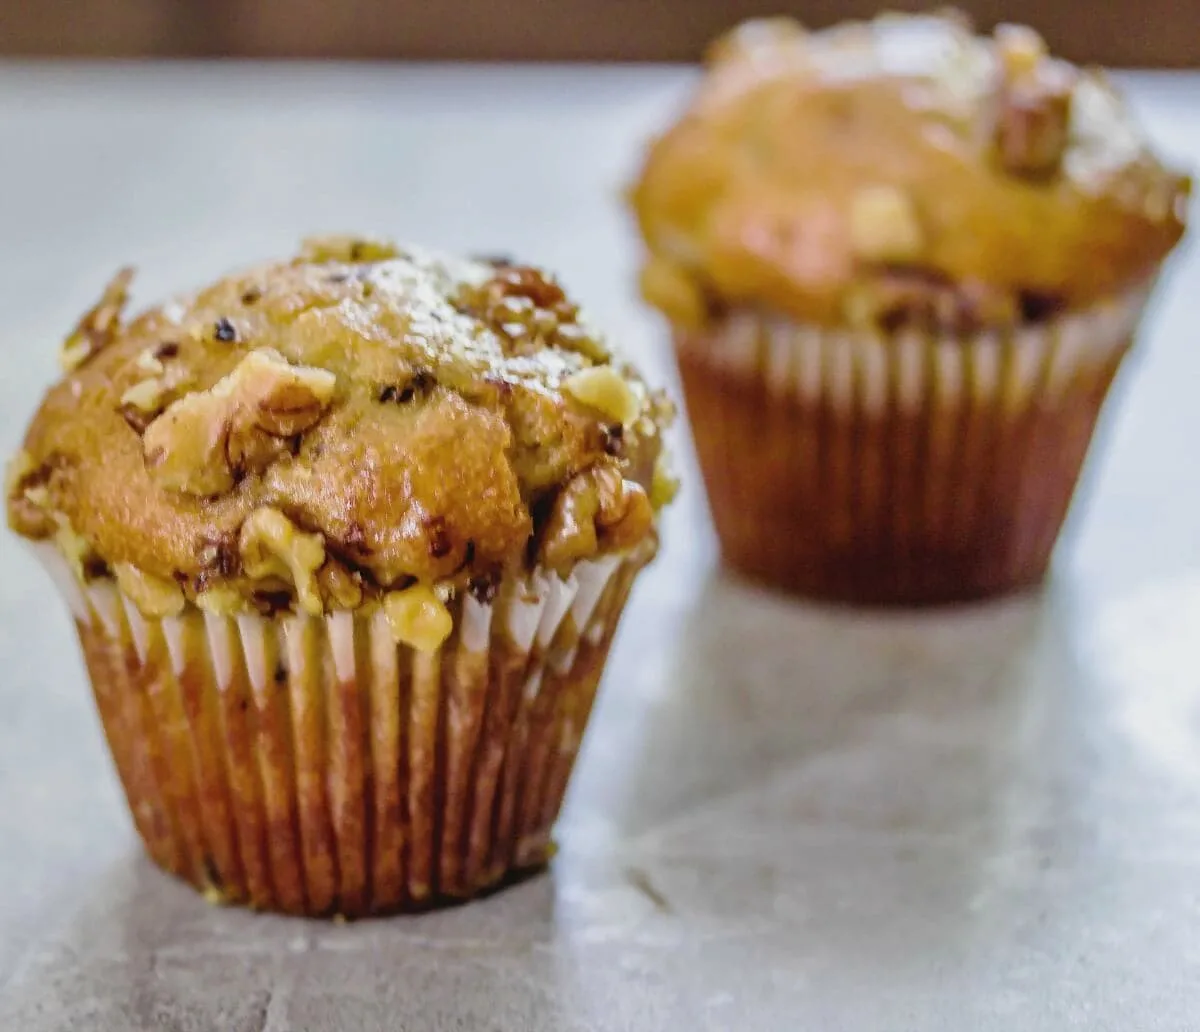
39;546;646;916
674;287;1149;604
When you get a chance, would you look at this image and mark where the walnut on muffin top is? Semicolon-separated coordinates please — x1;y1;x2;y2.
630;13;1191;334
6;238;676;628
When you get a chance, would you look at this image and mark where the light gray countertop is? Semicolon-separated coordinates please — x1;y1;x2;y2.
2;63;1200;1031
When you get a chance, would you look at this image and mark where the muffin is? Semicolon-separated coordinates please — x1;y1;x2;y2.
6;237;676;916
630;14;1189;604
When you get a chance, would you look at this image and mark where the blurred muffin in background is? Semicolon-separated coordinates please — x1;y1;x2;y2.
630;12;1189;605
6;238;676;916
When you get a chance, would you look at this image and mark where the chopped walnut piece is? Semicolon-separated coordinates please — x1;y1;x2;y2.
991;24;1075;179
60;267;135;372
142;349;335;496
994;23;1047;78
491;264;566;309
252;375;336;437
4;450;35;502
707;17;806;65
299;235;400;263
562;366;641;426
457;265;611;361
845;267;1018;335
143;403;234;496
114;562;186;618
136;347;165;376
541;465;654;569
23;486;50;510
238;507;326;615
849;186;924;263
121;346;195;434
194;534;240;594
51;513;96;582
383;584;453;652
319;560;364;609
599;482;653;554
195;586;243;615
5;452;58;538
994;76;1074;178
551;321;610;362
121;377;168;415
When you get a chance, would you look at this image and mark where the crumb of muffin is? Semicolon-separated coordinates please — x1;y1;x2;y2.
60;267;134;372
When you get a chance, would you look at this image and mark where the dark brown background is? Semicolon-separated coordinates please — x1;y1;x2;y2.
1;0;1196;65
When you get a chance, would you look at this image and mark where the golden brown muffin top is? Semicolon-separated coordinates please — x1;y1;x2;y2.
7;238;676;623
631;13;1191;332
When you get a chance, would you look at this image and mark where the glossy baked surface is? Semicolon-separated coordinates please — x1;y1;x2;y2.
7;241;674;615
631;14;1190;329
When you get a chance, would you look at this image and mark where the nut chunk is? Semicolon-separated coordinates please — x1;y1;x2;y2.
848;185;924;264
992;24;1075;179
60;267;135;372
113;562;185;618
298;235;400;263
239;507;326;614
706;17;806;65
143;349;335;496
456;264;610;362
541;464;654;570
383;584;453;653
562;366;641;426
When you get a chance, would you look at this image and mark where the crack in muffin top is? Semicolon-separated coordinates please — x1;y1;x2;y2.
7;237;676;617
630;13;1191;332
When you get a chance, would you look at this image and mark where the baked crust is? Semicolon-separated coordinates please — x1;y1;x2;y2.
631;13;1190;331
8;238;676;616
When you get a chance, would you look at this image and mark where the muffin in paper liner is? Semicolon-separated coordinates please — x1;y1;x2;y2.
630;14;1188;605
38;542;649;916
7;241;676;916
674;286;1148;605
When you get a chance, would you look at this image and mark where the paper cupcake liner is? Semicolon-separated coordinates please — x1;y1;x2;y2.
38;545;648;916
674;287;1150;604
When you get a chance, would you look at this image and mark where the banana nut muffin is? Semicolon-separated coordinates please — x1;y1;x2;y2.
7;236;676;915
630;13;1189;604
